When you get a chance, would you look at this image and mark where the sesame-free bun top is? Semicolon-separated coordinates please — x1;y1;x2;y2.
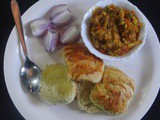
90;66;135;115
63;43;104;83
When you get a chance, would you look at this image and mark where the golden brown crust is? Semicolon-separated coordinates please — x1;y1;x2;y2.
90;66;135;114
63;43;104;83
102;66;135;92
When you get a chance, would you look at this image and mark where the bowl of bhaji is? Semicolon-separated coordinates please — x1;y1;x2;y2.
81;0;147;61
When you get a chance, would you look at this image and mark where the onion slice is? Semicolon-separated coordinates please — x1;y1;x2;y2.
43;29;60;52
60;25;80;44
51;10;72;28
50;4;68;19
30;18;51;37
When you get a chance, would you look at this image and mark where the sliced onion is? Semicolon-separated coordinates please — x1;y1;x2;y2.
50;4;68;19
43;29;60;52
51;10;72;28
60;25;80;44
30;18;51;37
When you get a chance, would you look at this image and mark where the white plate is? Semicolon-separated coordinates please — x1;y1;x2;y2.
3;0;160;120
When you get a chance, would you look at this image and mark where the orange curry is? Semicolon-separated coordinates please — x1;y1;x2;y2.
89;4;142;56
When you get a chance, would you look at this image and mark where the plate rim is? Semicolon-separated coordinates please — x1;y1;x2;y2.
3;0;160;120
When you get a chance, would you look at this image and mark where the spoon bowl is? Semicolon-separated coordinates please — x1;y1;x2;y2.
20;57;41;93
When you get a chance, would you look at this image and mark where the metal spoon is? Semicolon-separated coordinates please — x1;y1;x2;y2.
11;0;41;93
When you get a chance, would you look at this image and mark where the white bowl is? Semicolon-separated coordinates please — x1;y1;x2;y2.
81;0;147;61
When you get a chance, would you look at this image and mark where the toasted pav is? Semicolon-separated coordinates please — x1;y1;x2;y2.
63;43;104;83
77;81;102;113
90;66;135;115
39;64;77;104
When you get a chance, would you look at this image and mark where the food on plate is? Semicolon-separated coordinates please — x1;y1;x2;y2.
63;43;104;83
43;29;60;52
30;4;80;52
77;81;102;113
30;18;51;37
29;4;137;115
50;4;68;19
39;64;77;104
60;25;80;44
50;4;72;28
89;4;143;56
90;66;135;115
51;9;72;28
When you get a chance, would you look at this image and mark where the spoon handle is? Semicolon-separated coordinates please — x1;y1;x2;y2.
11;0;28;56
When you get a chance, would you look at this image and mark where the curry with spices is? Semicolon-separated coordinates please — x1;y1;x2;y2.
89;4;142;56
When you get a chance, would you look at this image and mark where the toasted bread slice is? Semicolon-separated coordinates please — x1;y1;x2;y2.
63;43;104;83
77;81;102;113
39;64;77;104
90;66;135;115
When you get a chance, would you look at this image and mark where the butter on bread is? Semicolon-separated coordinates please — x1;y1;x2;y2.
90;66;135;115
62;43;104;83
